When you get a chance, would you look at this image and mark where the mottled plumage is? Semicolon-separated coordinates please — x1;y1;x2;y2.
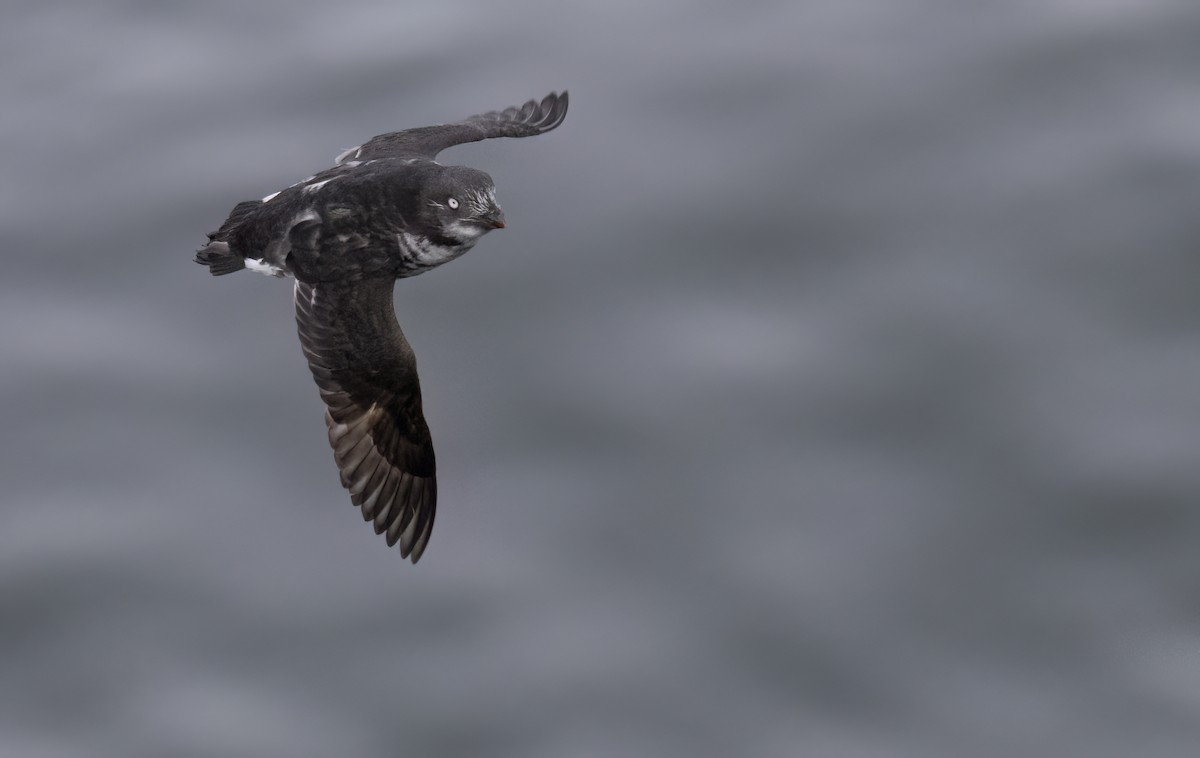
196;92;568;562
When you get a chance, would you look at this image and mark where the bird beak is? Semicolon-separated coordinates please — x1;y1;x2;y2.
486;208;506;229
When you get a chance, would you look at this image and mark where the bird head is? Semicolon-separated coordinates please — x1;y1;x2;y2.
421;166;506;244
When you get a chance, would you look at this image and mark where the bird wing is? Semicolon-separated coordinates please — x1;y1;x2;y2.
294;276;438;562
335;91;568;164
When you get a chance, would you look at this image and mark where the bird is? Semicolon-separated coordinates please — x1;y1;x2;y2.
195;91;569;563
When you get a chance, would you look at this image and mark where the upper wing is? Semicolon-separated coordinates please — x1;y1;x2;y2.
335;91;568;164
294;277;438;562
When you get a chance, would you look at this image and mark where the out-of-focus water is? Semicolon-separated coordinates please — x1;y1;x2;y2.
3;1;1199;755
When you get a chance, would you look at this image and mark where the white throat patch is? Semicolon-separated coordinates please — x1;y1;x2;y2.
396;231;474;271
445;221;488;243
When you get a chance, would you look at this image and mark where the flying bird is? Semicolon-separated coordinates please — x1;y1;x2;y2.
195;91;569;562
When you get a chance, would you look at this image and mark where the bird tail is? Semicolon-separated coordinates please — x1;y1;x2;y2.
194;240;244;275
195;199;263;275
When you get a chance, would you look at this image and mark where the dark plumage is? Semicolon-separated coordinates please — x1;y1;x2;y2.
196;92;568;562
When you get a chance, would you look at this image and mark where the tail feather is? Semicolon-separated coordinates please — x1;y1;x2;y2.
196;199;264;275
195;240;245;275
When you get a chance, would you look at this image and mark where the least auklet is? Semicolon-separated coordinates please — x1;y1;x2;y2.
195;92;568;562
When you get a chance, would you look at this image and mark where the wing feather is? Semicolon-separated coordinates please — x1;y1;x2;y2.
337;91;569;163
294;277;438;562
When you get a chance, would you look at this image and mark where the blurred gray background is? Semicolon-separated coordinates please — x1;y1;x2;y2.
3;1;1199;756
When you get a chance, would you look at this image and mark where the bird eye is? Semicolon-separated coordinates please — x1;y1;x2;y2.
447;197;459;209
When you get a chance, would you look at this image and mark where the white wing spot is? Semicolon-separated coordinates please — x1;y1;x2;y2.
303;177;338;194
261;190;281;203
335;145;362;164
